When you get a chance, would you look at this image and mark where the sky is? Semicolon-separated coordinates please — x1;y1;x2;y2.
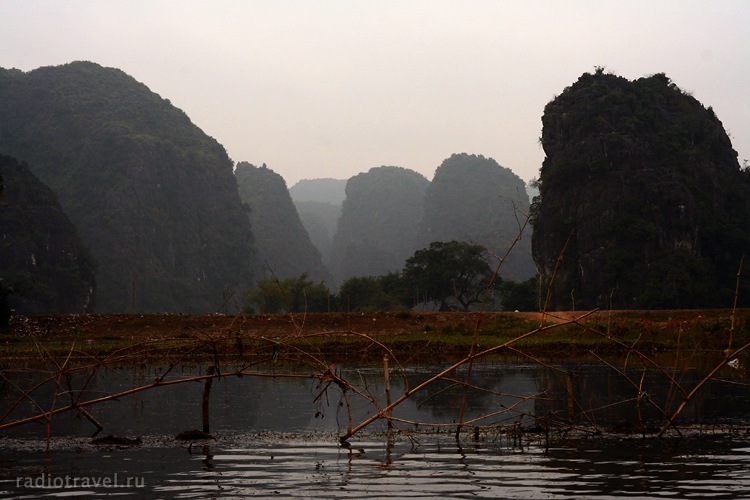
1;1;749;187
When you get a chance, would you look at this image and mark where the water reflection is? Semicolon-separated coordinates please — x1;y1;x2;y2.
2;355;750;440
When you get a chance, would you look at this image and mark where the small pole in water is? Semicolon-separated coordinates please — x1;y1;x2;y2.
203;366;215;434
567;372;574;422
384;354;392;428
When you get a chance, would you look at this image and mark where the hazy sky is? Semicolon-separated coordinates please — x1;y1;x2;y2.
2;1;749;187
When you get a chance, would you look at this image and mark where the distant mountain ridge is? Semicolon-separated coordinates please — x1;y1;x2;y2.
289;178;347;205
304;157;536;288
0;61;258;313
289;178;347;261
293;201;341;263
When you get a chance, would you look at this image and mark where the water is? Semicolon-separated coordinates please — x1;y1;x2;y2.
3;435;750;498
1;356;750;498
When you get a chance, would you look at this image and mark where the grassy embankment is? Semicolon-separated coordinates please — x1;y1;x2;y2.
2;309;748;361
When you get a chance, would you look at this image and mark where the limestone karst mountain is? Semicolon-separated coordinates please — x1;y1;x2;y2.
0;61;257;312
235;162;330;283
415;153;536;282
532;70;750;310
0;154;96;314
328;166;429;285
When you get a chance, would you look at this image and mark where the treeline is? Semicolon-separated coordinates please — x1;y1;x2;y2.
242;241;539;314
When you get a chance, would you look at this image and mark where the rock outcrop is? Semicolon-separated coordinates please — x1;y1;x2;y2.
0;62;257;312
0;154;96;314
415;153;535;282
329;166;429;285
532;70;750;309
235;162;330;283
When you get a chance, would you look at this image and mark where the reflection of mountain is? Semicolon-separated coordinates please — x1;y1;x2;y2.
532;359;735;427
4;359;745;440
402;365;538;422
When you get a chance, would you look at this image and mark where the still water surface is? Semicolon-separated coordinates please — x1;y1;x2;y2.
1;356;750;498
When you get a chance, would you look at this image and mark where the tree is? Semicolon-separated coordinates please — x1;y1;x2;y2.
499;276;539;312
243;273;331;314
337;273;408;312
402;241;496;311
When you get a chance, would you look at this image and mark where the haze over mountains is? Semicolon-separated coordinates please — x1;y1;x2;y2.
1;61;748;313
328;166;430;285
288;179;346;264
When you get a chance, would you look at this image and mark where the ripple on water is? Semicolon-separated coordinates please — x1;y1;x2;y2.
4;437;750;499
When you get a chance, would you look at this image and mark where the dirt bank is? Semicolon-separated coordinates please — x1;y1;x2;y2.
4;308;748;361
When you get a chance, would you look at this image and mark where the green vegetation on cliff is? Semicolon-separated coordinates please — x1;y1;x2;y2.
533;70;750;310
0;62;257;313
0;154;96;314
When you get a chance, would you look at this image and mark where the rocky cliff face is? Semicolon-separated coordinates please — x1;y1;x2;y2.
0;62;257;313
0;154;96;314
329;166;429;285
532;70;750;310
235;162;330;283
415;153;535;282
